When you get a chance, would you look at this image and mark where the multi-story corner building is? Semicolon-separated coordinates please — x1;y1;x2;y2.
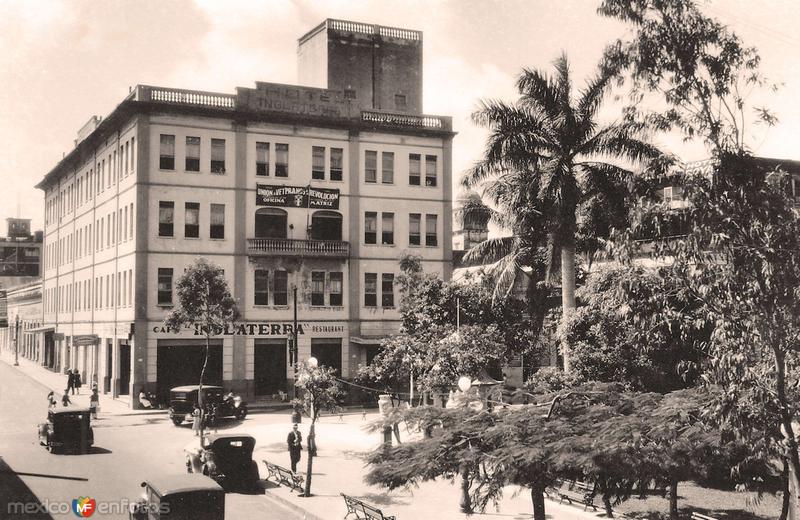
36;19;454;407
0;280;44;366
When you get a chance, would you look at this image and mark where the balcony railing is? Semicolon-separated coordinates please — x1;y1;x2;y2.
247;238;349;258
361;110;451;131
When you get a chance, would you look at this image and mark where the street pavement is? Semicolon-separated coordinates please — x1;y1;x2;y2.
0;355;613;520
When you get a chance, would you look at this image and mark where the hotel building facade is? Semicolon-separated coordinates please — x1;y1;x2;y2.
36;19;454;407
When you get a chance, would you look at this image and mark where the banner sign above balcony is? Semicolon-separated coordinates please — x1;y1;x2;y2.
256;184;340;209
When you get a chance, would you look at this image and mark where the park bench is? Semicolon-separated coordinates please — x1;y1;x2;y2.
341;493;396;520
550;479;598;511
691;513;719;520
262;460;304;492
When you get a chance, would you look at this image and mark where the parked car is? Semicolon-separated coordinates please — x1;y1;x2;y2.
185;434;259;493
168;386;247;427
129;474;225;520
38;408;94;454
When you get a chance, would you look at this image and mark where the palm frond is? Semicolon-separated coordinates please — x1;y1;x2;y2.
462;236;518;267
579;123;663;164
484;253;522;301
516;67;562;119
577;161;636;195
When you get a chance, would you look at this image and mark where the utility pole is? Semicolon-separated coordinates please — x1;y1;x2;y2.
290;285;299;400
13;314;20;366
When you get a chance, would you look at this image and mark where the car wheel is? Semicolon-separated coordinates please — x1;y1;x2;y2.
171;416;183;426
236;408;248;420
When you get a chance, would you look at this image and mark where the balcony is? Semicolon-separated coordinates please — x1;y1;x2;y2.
247;238;349;259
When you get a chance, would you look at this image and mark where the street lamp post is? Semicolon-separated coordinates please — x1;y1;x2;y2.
457;375;473;514
13;314;20;366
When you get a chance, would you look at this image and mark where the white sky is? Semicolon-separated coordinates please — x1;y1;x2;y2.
2;0;799;233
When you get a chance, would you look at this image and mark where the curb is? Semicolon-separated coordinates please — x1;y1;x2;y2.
262;488;327;520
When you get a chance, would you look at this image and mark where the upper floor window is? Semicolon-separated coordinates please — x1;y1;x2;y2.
273;270;288;305
364;212;377;244
256;142;270;176
157;268;173;306
254;270;269;305
310;211;342;241
364;273;377;307
330;148;343;181
365;151;377;183
185;202;200;238
311;272;325;306
425;155;438;186
426;214;438;246
158;201;174;237
381;213;394;245
210;204;225;239
185;136;200;172
159;135;175;170
275;144;289;177
255;208;287;239
382;273;395;307
409;214;421;246
382;152;394;184
211;139;226;174
394;94;407;111
330;272;343;306
409;154;421;185
312;146;325;180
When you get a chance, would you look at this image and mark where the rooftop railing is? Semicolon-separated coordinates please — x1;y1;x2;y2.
134;85;236;109
361;110;449;130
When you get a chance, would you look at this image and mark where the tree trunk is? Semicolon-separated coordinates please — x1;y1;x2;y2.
198;335;209;440
530;482;546;520
668;479;679;520
781;459;790;520
774;349;800;520
302;419;316;496
560;238;576;373
602;493;614;517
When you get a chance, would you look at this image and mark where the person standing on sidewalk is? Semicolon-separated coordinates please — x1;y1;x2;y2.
74;370;82;395
66;370;75;395
287;423;302;473
61;389;71;407
89;385;99;419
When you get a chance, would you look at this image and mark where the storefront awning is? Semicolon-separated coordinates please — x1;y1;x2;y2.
73;334;100;346
350;336;384;346
24;325;55;333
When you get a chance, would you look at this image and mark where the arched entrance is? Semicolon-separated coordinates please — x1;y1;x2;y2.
255;208;288;238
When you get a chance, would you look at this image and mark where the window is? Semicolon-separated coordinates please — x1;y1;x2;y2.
364;212;377;244
330;148;343;181
409;213;421;245
273;270;288;305
344;88;356;99
409;153;421;185
256;142;270;176
382;152;394;184
158;201;174;237
185;202;200;238
275;143;289;177
382;274;395;307
364;273;377;307
425;155;438;186
157;268;173;305
211;139;225;174
426;214;438;246
312;146;325;180
365;151;377;183
254;270;269;305
381;212;394;245
159;134;175;170
394;94;407;110
330;272;343;306
210;204;225;239
185;136;200;172
128;269;133;306
311;272;325;306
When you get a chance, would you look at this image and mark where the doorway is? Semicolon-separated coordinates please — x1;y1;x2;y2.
119;342;131;395
254;339;288;395
310;211;343;241
310;338;342;376
255;208;288;238
156;341;223;400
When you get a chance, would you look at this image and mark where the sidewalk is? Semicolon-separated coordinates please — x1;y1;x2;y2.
245;413;616;520
0;350;159;416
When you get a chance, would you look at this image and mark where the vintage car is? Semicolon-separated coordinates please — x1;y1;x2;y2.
130;474;225;520
185;434;259;493
169;386;247;427
38;407;94;454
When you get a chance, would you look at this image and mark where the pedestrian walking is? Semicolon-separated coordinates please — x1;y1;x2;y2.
287;423;302;473
89;386;99;419
66;370;75;395
192;406;202;437
61;389;71;407
47;391;57;409
74;370;82;395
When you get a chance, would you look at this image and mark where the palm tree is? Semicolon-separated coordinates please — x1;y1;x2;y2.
462;53;664;372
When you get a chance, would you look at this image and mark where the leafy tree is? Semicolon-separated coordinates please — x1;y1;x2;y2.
463;53;664;371
293;361;344;497
560;266;706;392
163;258;239;437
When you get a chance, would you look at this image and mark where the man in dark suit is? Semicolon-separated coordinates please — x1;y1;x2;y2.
287;423;302;473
